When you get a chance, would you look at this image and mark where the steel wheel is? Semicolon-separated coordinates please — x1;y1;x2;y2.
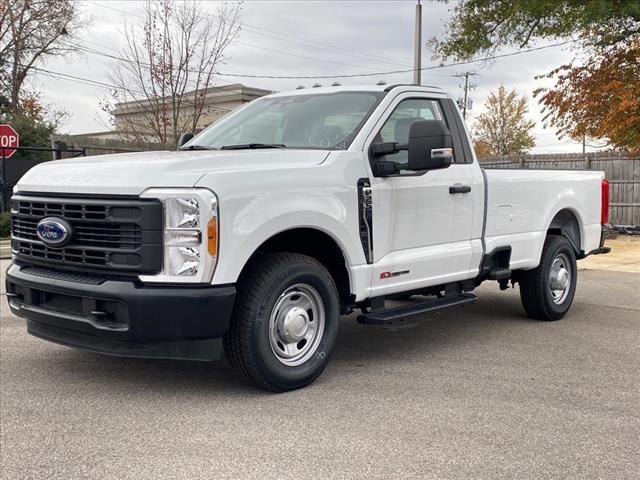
268;283;326;367
549;252;571;305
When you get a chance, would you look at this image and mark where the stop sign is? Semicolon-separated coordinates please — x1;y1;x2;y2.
0;124;19;159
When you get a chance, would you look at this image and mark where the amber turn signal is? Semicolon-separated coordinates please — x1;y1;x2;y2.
207;217;218;256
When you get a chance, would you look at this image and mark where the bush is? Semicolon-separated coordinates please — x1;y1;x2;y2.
0;212;11;239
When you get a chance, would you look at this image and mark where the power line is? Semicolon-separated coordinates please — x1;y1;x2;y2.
89;2;403;71
240;25;413;69
9;61;233;113
20;39;578;100
71;34;577;82
210;40;578;79
85;1;578;80
65;42;270;100
67;37;451;89
233;40;380;71
90;1;415;69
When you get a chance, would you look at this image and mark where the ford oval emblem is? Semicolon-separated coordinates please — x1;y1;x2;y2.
36;217;72;247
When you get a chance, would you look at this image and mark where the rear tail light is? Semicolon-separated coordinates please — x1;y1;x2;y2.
601;178;610;225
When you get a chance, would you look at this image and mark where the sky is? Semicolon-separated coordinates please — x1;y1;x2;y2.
30;0;594;153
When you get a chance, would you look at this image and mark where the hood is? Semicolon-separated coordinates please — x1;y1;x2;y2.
16;149;330;196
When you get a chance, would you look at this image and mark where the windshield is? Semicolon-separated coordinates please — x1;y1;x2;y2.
185;91;385;150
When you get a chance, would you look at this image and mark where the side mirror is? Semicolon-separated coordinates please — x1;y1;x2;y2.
177;132;194;148
407;120;453;171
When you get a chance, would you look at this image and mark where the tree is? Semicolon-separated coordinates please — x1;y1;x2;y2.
430;1;639;61
535;41;639;152
472;138;493;159
106;0;241;146
431;0;640;151
0;0;83;113
473;85;535;157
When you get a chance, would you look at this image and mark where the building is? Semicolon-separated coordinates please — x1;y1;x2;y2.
83;83;272;143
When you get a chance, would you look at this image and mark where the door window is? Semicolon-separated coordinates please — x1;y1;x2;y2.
374;98;446;165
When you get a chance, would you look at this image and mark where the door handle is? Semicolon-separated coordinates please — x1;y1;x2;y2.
449;184;471;194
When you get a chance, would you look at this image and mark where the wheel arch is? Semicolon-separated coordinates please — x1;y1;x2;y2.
546;208;583;256
237;227;353;309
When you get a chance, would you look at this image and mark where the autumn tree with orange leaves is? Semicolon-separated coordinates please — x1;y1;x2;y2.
535;41;639;152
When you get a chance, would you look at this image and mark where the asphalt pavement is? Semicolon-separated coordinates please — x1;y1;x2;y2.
1;259;638;480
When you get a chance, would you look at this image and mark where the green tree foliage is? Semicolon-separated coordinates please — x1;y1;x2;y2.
473;85;535;157
431;0;639;61
0;91;64;158
431;0;640;151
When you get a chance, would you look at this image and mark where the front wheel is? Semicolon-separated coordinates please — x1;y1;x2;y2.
519;235;577;321
224;252;339;391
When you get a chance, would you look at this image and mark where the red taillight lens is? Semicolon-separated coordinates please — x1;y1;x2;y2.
601;178;610;225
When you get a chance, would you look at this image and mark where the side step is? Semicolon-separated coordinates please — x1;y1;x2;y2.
357;292;477;325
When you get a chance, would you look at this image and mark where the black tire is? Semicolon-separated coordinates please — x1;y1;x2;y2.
519;235;577;321
224;252;340;392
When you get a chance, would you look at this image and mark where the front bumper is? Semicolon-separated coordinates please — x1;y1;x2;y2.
5;263;236;361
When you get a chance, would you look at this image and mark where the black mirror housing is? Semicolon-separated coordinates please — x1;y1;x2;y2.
178;132;195;148
407;120;453;171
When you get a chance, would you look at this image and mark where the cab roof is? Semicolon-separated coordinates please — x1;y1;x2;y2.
267;83;447;98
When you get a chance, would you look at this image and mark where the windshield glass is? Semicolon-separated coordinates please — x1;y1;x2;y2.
185;91;385;150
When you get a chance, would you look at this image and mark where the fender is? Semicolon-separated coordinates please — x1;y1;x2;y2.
543;198;587;251
213;207;366;286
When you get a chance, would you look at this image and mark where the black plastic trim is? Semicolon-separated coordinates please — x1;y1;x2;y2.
10;194;163;275
6;263;236;360
27;320;223;361
440;99;466;165
357;178;373;264
383;84;442;92
358;292;477;324
446;99;475;164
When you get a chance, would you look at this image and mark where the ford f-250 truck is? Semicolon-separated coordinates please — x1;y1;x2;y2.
6;84;610;391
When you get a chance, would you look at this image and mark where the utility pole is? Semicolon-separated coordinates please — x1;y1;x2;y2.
413;0;422;85
453;71;478;119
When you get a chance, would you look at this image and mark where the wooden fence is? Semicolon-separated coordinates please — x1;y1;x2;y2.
479;152;640;227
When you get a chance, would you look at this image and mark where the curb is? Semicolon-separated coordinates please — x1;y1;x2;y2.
0;239;10;259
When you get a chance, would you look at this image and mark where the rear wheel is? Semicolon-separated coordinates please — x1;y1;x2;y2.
224;252;339;391
519;235;577;321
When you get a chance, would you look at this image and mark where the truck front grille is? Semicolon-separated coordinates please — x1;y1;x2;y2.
10;195;163;275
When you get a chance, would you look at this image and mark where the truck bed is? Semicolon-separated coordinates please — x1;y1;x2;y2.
483;168;604;270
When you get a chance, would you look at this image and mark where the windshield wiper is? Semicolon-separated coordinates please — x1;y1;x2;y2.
180;144;216;151
220;143;286;150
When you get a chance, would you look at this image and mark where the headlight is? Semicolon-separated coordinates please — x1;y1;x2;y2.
138;188;218;283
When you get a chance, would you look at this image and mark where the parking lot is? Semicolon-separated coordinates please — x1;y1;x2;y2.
1;239;639;480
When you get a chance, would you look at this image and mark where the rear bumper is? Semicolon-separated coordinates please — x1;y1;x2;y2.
588;227;611;255
5;263;236;361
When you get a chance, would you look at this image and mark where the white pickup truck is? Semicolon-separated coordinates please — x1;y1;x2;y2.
6;84;610;391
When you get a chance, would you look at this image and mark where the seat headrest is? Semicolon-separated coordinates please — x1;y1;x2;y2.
394;117;422;143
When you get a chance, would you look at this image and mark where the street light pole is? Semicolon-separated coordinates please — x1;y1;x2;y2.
413;0;422;85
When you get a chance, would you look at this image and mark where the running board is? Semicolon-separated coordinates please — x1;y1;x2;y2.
357;293;477;325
